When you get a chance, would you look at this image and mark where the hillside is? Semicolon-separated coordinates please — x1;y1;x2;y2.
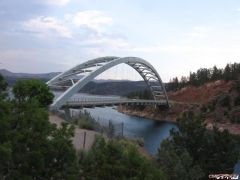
169;80;240;123
119;80;240;134
80;81;147;96
0;69;148;96
0;69;60;85
168;80;235;103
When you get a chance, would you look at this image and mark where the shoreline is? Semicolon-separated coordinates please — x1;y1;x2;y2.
117;105;179;123
117;105;240;135
49;113;154;159
118;108;177;124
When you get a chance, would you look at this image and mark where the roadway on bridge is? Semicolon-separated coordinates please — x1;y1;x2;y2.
63;98;168;108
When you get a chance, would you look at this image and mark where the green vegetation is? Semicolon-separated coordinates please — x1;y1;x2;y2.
0;74;8;93
125;89;153;111
1;74;239;179
0;76;80;179
72;111;123;138
127;89;152;99
168;62;240;91
73;110;101;130
219;94;231;108
0;75;167;179
198;82;240;123
234;95;240;106
158;111;240;180
81;137;167;180
13;79;54;107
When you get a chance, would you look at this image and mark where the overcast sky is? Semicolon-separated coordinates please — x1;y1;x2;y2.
0;0;240;81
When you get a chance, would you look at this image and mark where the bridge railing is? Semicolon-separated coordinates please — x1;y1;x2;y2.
65;98;167;106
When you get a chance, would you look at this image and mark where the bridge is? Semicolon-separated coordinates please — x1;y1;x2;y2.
47;56;169;109
64;98;167;108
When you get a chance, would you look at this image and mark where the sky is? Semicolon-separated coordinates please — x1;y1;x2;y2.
0;0;240;81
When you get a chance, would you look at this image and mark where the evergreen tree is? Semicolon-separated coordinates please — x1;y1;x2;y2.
0;79;80;179
189;72;198;86
0;74;8;93
223;64;232;81
211;66;222;81
158;111;239;180
196;68;211;85
82;137;167;180
13;79;54;107
167;62;240;91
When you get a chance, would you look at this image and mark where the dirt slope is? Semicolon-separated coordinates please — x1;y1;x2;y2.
168;80;234;104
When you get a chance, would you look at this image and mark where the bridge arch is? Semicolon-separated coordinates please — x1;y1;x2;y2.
47;56;169;109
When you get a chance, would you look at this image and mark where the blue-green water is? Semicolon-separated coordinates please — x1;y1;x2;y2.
83;107;176;155
54;92;176;155
83;107;240;175
54;92;239;174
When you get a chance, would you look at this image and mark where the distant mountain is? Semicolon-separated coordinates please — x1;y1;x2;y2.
80;81;148;96
0;69;148;96
0;69;60;79
0;69;61;86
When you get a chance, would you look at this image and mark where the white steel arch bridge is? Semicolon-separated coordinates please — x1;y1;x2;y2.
47;56;169;109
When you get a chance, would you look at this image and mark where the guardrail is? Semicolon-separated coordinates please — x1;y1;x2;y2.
63;98;167;108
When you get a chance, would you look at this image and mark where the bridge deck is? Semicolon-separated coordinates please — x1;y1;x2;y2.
63;99;168;108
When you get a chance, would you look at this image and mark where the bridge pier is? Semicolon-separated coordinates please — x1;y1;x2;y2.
64;108;72;120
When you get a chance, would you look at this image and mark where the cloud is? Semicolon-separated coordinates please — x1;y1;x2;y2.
65;10;113;33
37;0;71;6
82;36;130;49
21;11;129;55
22;10;114;39
130;45;240;55
185;26;209;38
23;16;72;38
237;8;240;12
0;49;69;73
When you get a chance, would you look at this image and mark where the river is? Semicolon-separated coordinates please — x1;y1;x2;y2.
83;107;176;155
54;92;240;174
53;92;177;155
82;107;240;175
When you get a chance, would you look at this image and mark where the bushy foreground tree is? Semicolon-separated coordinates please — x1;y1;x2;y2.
13;79;54;107
0;74;7;93
81;137;167;180
158;111;240;180
0;77;80;179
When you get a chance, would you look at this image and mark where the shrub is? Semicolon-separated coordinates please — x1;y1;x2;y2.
223;110;229;117
200;105;207;113
158;111;239;180
74;110;101;131
230;109;240;124
81;137;167;180
77;117;94;130
234;95;240;106
219;94;231;108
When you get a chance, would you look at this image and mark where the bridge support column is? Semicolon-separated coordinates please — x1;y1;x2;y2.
64;108;71;121
157;104;170;110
